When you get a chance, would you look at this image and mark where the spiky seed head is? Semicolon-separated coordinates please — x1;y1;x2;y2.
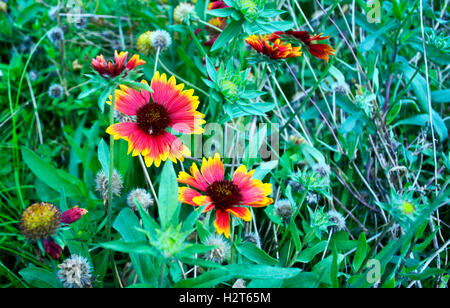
174;2;196;24
48;84;64;99
47;26;64;46
136;31;154;56
57;255;93;288
203;234;230;264
327;210;346;232
275;199;293;222
306;192;319;205
243;232;261;248
73;15;88;29
29;70;39;81
20;202;61;240
95;169;123;201
127;188;154;211
150;30;172;50
232;279;247;288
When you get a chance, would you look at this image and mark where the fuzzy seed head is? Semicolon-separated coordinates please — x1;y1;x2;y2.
327;210;346;232
137;31;154;56
127;188;154;211
174;2;196;24
20;202;61;240
313;163;331;178
47;26;64;46
150;30;172;50
275;199;293;222
48;84;64;99
95;169;123;201
204;234;230;264
29;70;39;81
306;192;319;205
57;255;93;288
243;232;261;248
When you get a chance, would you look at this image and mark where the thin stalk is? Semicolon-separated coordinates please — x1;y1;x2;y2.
107;85;117;242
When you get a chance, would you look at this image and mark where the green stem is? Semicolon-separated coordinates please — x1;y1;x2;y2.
187;23;207;58
107;85;117;242
159;262;166;288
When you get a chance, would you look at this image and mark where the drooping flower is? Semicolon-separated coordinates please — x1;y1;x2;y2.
178;153;273;238
269;31;335;62
58;255;93;288
208;0;229;10
106;71;205;167
127;188;154;211
91;50;145;79
245;34;302;60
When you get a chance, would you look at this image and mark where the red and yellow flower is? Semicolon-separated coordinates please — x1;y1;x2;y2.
208;0;229;10
269;31;335;62
245;34;302;60
91;50;145;78
106;71;205;167
178;154;273;238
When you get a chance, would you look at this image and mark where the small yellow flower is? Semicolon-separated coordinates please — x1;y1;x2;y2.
0;1;7;13
137;31;154;56
400;201;416;216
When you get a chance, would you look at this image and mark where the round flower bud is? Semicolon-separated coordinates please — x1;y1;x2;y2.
20;202;61;240
174;2;196;24
95;169;123;201
203;234;230;264
58;255;93;288
127;188;154;211
48;84;64;99
275;199;293;223
137;31;154;56
327;210;346;232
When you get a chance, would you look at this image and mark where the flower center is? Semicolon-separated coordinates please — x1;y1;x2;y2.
206;180;242;211
136;102;171;135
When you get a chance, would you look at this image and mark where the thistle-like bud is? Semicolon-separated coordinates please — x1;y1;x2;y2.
127;188;154;211
57;255;93;288
95;169;123;201
20;202;61;240
275;199;293;223
219;79;239;100
174;2;196;24
243;232;261;248
203;234;230;264
48;84;64;99
60;206;88;225
47;26;64;46
43;238;63;260
327;210;346;233
150;30;172;51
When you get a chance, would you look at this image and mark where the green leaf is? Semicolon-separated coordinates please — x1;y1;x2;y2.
99;240;158;256
296;241;327;263
97;139;110;178
236;242;278;266
19;267;59;288
353;232;368;272
158;160;179;228
211;19;244;52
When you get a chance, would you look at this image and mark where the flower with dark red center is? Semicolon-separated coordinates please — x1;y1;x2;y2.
106;71;205;167
91;50;145;78
60;206;88;225
269;31;335;62
245;34;302;60
178;153;273;238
